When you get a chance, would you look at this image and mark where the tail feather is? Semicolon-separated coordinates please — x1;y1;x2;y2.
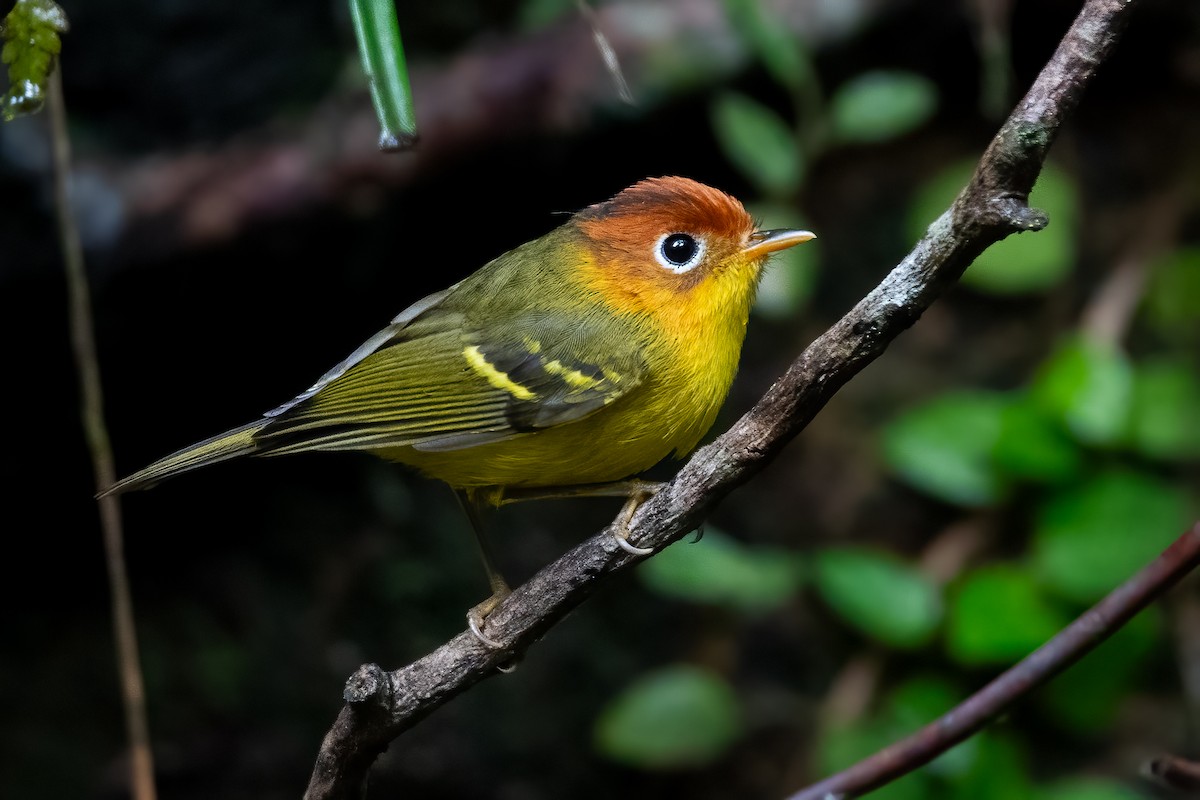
98;421;266;497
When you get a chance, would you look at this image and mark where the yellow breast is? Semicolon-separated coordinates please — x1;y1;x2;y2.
382;250;759;492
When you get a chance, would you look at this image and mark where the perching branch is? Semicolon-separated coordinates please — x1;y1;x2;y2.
789;523;1200;800
304;1;1140;796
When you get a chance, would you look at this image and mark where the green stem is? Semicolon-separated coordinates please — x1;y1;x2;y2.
349;0;418;151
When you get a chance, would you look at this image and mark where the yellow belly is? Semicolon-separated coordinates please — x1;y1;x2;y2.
378;363;724;490
380;244;757;493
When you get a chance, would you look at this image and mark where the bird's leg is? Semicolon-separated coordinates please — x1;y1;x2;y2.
502;479;664;556
455;489;511;649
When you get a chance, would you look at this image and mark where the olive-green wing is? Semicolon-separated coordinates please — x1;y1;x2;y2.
256;306;645;455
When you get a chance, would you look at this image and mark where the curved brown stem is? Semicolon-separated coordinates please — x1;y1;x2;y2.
789;523;1200;800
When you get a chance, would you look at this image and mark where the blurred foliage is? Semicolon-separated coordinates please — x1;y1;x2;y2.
1031;337;1133;447
908;160;1079;294
0;0;66;120
516;0;576;30
722;0;815;95
1144;247;1200;344
711;90;803;197
1033;469;1191;603
817;676;1038;800
594;665;742;769
1034;778;1146;800
813;548;942;649
1039;610;1160;733
639;527;806;613
882;391;1012;507
946;564;1069;665
829;70;938;145
1126;358;1200;460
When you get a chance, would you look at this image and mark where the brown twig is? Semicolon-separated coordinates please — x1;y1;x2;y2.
789;522;1200;800
50;70;158;800
1143;753;1200;793
303;1;1140;796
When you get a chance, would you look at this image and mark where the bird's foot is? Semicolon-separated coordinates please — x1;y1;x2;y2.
467;587;511;649
612;484;661;556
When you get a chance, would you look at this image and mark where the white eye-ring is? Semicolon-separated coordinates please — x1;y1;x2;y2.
654;232;706;273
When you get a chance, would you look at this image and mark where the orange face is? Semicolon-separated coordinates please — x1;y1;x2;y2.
572;176;813;320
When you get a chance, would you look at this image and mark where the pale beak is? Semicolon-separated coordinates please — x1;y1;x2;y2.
742;228;816;259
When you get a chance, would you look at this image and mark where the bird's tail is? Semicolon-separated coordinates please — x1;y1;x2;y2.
98;421;266;497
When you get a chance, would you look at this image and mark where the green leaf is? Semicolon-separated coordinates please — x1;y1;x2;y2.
827;684;1032;799
947;734;1033;800
819;721;932;800
639;527;805;612
710;90;803;195
819;677;970;799
517;0;576;29
722;0;816;93
1034;777;1145;800
1033;469;1192;603
887;674;962;725
1125;359;1200;461
908;161;1077;294
1031;337;1133;447
882;391;1011;507
1;0;69;121
946;564;1070;665
830;70;938;144
594;665;742;769
814;548;942;648
992;394;1084;484
1143;247;1200;342
1040;609;1159;733
748;201;820;319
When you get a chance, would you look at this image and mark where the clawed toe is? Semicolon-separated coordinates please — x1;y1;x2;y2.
467;596;522;672
614;530;654;556
611;487;658;556
467;589;509;649
467;609;504;649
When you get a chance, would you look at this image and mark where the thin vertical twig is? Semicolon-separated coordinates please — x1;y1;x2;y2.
576;0;634;105
48;68;158;800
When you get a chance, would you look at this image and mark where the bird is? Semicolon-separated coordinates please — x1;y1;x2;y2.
100;176;814;646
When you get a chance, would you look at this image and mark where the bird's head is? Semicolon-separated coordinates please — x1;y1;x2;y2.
572;176;814;322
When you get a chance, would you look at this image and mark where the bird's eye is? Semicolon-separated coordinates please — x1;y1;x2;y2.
655;233;706;273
